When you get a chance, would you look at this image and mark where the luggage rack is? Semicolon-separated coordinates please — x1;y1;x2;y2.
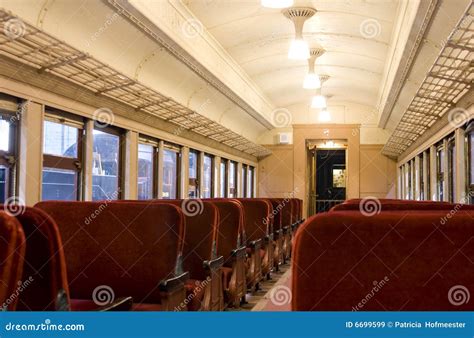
0;10;272;159
382;3;473;158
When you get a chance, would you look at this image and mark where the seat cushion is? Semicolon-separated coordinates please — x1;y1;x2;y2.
184;279;206;311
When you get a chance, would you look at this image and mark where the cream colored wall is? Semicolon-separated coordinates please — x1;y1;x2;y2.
258;126;397;217
359;145;397;199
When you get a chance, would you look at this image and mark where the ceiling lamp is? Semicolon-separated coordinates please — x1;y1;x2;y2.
283;7;316;60
261;0;294;8
303;48;325;89
311;75;329;108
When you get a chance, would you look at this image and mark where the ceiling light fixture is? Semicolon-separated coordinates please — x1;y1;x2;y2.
283;7;316;60
303;48;325;89
261;0;294;8
311;75;329;108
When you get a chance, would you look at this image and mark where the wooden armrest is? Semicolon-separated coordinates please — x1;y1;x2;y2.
203;255;224;271
97;297;133;311
159;271;189;293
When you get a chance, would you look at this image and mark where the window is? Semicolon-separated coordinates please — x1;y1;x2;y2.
42;114;83;201
202;154;213;198
436;143;445;201
247;166;255;197
229;161;237;198
220;159;228;197
0;114;16;203
241;164;247;198
92;128;122;201
188;150;199;198
447;136;456;202
467;122;474;204
426;151;431;200
419;155;424;200
406;162;412;199
163;145;180;199
138;138;158;200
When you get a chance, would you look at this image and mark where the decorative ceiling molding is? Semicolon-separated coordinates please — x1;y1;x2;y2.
382;3;473;158
0;9;272;159
378;0;440;128
105;0;274;130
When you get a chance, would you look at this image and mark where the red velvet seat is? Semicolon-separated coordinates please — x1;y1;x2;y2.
268;199;284;271
331;198;474;212
234;198;272;290
35;201;187;311
279;198;293;262
0;210;25;311
204;199;246;308
114;199;223;311
292;210;474;310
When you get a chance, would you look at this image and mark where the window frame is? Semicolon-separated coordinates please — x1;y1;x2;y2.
138;136;159;200
42;112;84;201
228;160;238;198
0;112;18;202
220;159;228;198
202;153;214;198
248;166;255;198
162;143;181;199
241;164;248;198
436;142;445;201
465;121;474;203
447;135;456;202
91;125;124;200
188;149;200;198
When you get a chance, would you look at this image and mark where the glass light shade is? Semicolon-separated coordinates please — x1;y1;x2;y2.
311;95;327;109
303;73;321;89
288;39;310;60
319;108;331;122
261;0;294;8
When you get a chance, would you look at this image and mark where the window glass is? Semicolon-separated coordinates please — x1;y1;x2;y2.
247;166;254;198
419;155;424;200
188;151;199;198
220;160;227;197
92;129;121;201
0;119;13;203
229;161;237;198
138;143;154;200
42;120;82;201
43;121;78;157
241;165;247;197
163;148;179;199
202;154;213;198
437;145;445;201
448;138;456;202
0;119;9;152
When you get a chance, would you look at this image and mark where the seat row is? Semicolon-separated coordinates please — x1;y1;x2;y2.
292;198;474;311
0;197;302;311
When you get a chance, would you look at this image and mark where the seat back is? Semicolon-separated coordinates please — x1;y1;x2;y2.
148;199;219;281
204;199;243;263
35;201;184;305
279;198;293;228
331;199;474;212
11;207;69;311
0;210;25;311
234;199;271;242
267;199;283;234
293;210;474;310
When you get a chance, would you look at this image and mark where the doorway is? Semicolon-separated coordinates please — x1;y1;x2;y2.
309;145;346;214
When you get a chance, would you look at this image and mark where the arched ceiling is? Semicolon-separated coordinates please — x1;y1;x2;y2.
183;0;399;109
